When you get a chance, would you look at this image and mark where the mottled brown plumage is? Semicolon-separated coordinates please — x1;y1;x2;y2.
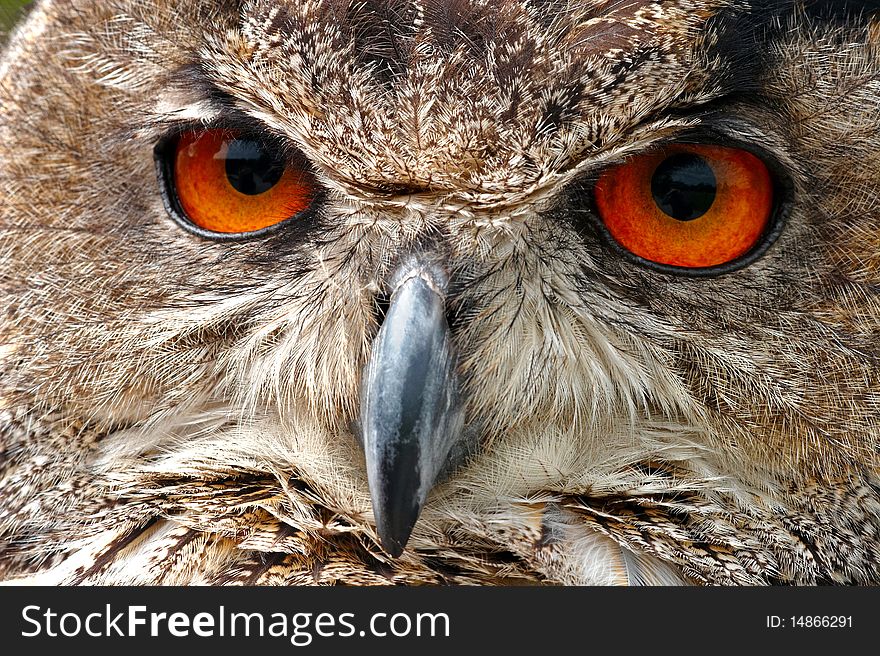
0;0;878;585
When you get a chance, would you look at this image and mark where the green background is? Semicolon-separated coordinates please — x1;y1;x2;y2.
1;0;29;33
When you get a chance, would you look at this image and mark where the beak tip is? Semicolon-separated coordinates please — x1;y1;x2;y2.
379;538;406;559
375;496;421;558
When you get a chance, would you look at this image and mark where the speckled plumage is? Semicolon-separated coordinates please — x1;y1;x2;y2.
0;0;879;585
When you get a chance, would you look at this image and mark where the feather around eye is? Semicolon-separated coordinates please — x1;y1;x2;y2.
593;144;775;269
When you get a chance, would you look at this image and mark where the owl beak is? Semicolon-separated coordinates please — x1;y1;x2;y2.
360;257;464;557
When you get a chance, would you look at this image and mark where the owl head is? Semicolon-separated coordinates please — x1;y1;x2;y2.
1;0;878;584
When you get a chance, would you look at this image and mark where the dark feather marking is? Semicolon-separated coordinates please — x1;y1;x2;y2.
69;516;162;584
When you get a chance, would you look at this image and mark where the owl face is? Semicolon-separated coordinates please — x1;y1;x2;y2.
1;0;878;584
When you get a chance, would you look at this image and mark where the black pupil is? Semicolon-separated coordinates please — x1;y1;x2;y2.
651;153;717;221
224;139;285;195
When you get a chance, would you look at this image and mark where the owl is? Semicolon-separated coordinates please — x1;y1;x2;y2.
0;0;878;586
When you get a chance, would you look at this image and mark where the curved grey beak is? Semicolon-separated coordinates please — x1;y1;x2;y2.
360;257;464;557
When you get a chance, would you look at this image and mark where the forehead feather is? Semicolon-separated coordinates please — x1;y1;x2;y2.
202;0;737;194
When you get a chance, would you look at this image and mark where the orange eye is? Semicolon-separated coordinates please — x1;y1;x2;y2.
171;129;317;234
594;144;774;269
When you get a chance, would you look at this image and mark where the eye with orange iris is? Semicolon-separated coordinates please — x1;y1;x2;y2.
594;144;777;270
163;129;318;236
